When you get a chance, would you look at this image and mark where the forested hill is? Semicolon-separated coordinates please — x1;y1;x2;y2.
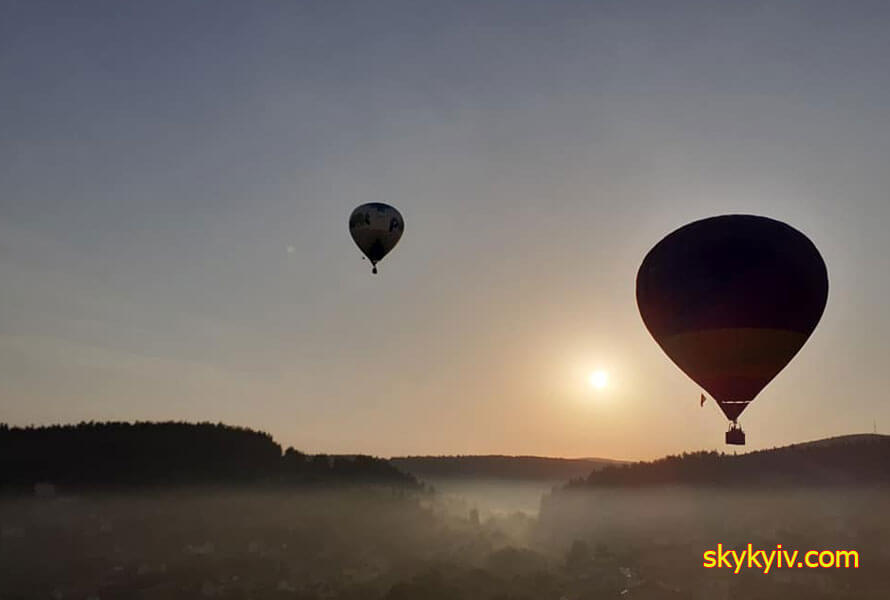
390;455;623;481
0;422;418;491
568;434;890;488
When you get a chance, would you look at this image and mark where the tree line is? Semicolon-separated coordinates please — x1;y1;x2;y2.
0;421;418;491
390;455;619;481
569;434;890;487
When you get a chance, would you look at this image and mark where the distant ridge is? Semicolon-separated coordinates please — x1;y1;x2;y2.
785;433;890;448
0;421;419;492
390;455;625;481
569;433;890;488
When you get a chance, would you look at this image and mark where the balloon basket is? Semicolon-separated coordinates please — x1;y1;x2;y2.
725;424;746;446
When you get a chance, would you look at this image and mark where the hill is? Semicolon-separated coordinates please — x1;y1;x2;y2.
390;455;624;481
0;421;418;492
568;433;890;487
786;432;888;449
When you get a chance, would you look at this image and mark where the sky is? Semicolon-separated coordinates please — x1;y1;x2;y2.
1;0;889;460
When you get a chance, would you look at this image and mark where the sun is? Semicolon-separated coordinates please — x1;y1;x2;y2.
588;370;609;390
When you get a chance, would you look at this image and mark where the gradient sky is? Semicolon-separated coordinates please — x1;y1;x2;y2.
2;1;889;460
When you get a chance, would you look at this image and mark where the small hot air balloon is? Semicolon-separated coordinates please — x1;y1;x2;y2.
636;215;828;445
348;203;404;274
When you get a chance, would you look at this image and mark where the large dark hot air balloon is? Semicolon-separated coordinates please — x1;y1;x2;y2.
348;203;404;274
636;215;828;445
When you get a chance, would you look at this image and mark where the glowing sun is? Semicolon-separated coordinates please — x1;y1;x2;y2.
588;370;609;390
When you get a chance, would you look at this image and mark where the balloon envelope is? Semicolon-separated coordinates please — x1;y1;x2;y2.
636;215;828;422
349;203;404;271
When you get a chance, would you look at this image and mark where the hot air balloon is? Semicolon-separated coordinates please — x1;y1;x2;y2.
636;215;828;445
348;203;404;274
